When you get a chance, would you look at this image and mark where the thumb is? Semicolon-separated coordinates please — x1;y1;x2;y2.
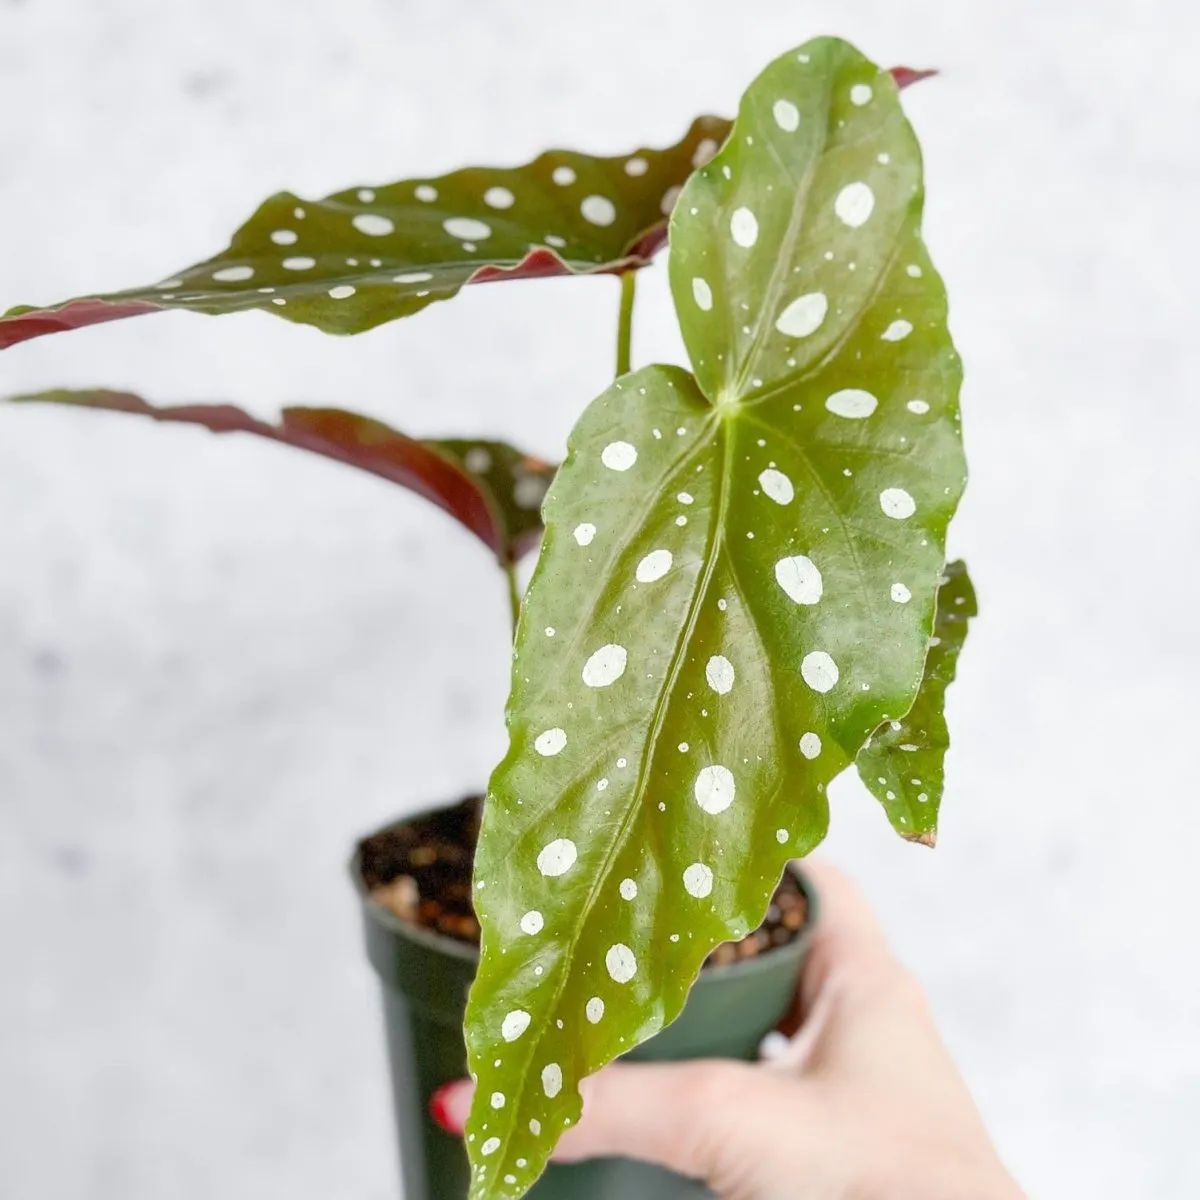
558;1060;756;1176
432;1059;768;1183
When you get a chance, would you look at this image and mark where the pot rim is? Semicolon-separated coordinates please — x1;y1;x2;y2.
350;803;819;985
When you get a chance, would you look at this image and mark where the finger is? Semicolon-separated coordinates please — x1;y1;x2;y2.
554;1060;755;1176
432;1059;774;1185
429;1078;473;1135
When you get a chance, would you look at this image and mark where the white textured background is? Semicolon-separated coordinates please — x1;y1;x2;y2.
2;2;1197;1197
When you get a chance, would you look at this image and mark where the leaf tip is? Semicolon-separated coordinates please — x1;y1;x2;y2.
890;66;940;90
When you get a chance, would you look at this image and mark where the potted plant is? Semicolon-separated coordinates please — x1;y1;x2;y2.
2;34;976;1200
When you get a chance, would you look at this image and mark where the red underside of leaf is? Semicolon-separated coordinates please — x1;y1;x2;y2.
891;66;938;89
469;246;647;287
625;223;671;264
274;408;501;552
0;298;161;350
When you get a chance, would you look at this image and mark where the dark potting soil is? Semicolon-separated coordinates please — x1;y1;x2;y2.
358;796;809;969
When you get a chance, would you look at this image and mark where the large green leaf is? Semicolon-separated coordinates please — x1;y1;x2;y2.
856;558;976;845
3;390;553;564
0;118;730;350
0;72;932;352
463;37;965;1199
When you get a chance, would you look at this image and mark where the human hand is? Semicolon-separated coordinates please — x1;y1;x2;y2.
432;861;1023;1200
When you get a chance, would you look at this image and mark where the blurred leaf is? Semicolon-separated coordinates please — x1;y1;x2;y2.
5;390;554;564
435;438;555;562
463;38;964;1199
0;69;929;352
856;559;977;845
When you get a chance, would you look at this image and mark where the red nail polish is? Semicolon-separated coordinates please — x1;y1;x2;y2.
429;1083;461;1134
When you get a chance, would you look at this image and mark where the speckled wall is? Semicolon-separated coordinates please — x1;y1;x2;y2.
1;2;1197;1196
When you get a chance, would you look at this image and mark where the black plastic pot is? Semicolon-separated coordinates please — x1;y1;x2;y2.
352;806;817;1200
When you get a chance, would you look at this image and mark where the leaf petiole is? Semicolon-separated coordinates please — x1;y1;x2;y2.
504;560;522;637
615;270;637;377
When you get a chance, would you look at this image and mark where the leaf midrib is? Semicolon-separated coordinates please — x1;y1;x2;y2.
476;403;727;1192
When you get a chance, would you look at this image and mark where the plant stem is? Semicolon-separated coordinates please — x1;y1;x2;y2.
505;561;521;636
615;270;636;378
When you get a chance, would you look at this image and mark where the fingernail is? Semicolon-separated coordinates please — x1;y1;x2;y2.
429;1081;468;1134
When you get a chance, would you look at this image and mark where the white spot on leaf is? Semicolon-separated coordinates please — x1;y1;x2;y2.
536;839;578;877
758;468;795;505
850;83;874;106
774;556;823;605
605;943;637;983
534;728;567;757
694;765;736;814
619;878;637;900
270;230;298;245
825;388;878;419
484;186;515;209
574;523;597;546
692;278;714;311
705;655;735;695
636;549;673;583
552;166;576;186
880;488;917;519
586;997;605;1023
730;207;758;248
443;217;492;241
801;651;839;693
624;157;649;176
683;863;714;898
513;475;548;510
394;271;433;284
328;285;356;299
481;1136;501;1156
772;98;801;131
775;292;828;338
353;213;395;236
834;181;875;228
520;911;544;935
891;583;912;604
799;732;822;760
582;644;627;688
882;319;913;341
581;195;617;226
501;1010;531;1042
542;1063;563;1098
601;441;638;471
415;185;438;202
282;256;316;270
906;399;930;414
213;266;254;282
